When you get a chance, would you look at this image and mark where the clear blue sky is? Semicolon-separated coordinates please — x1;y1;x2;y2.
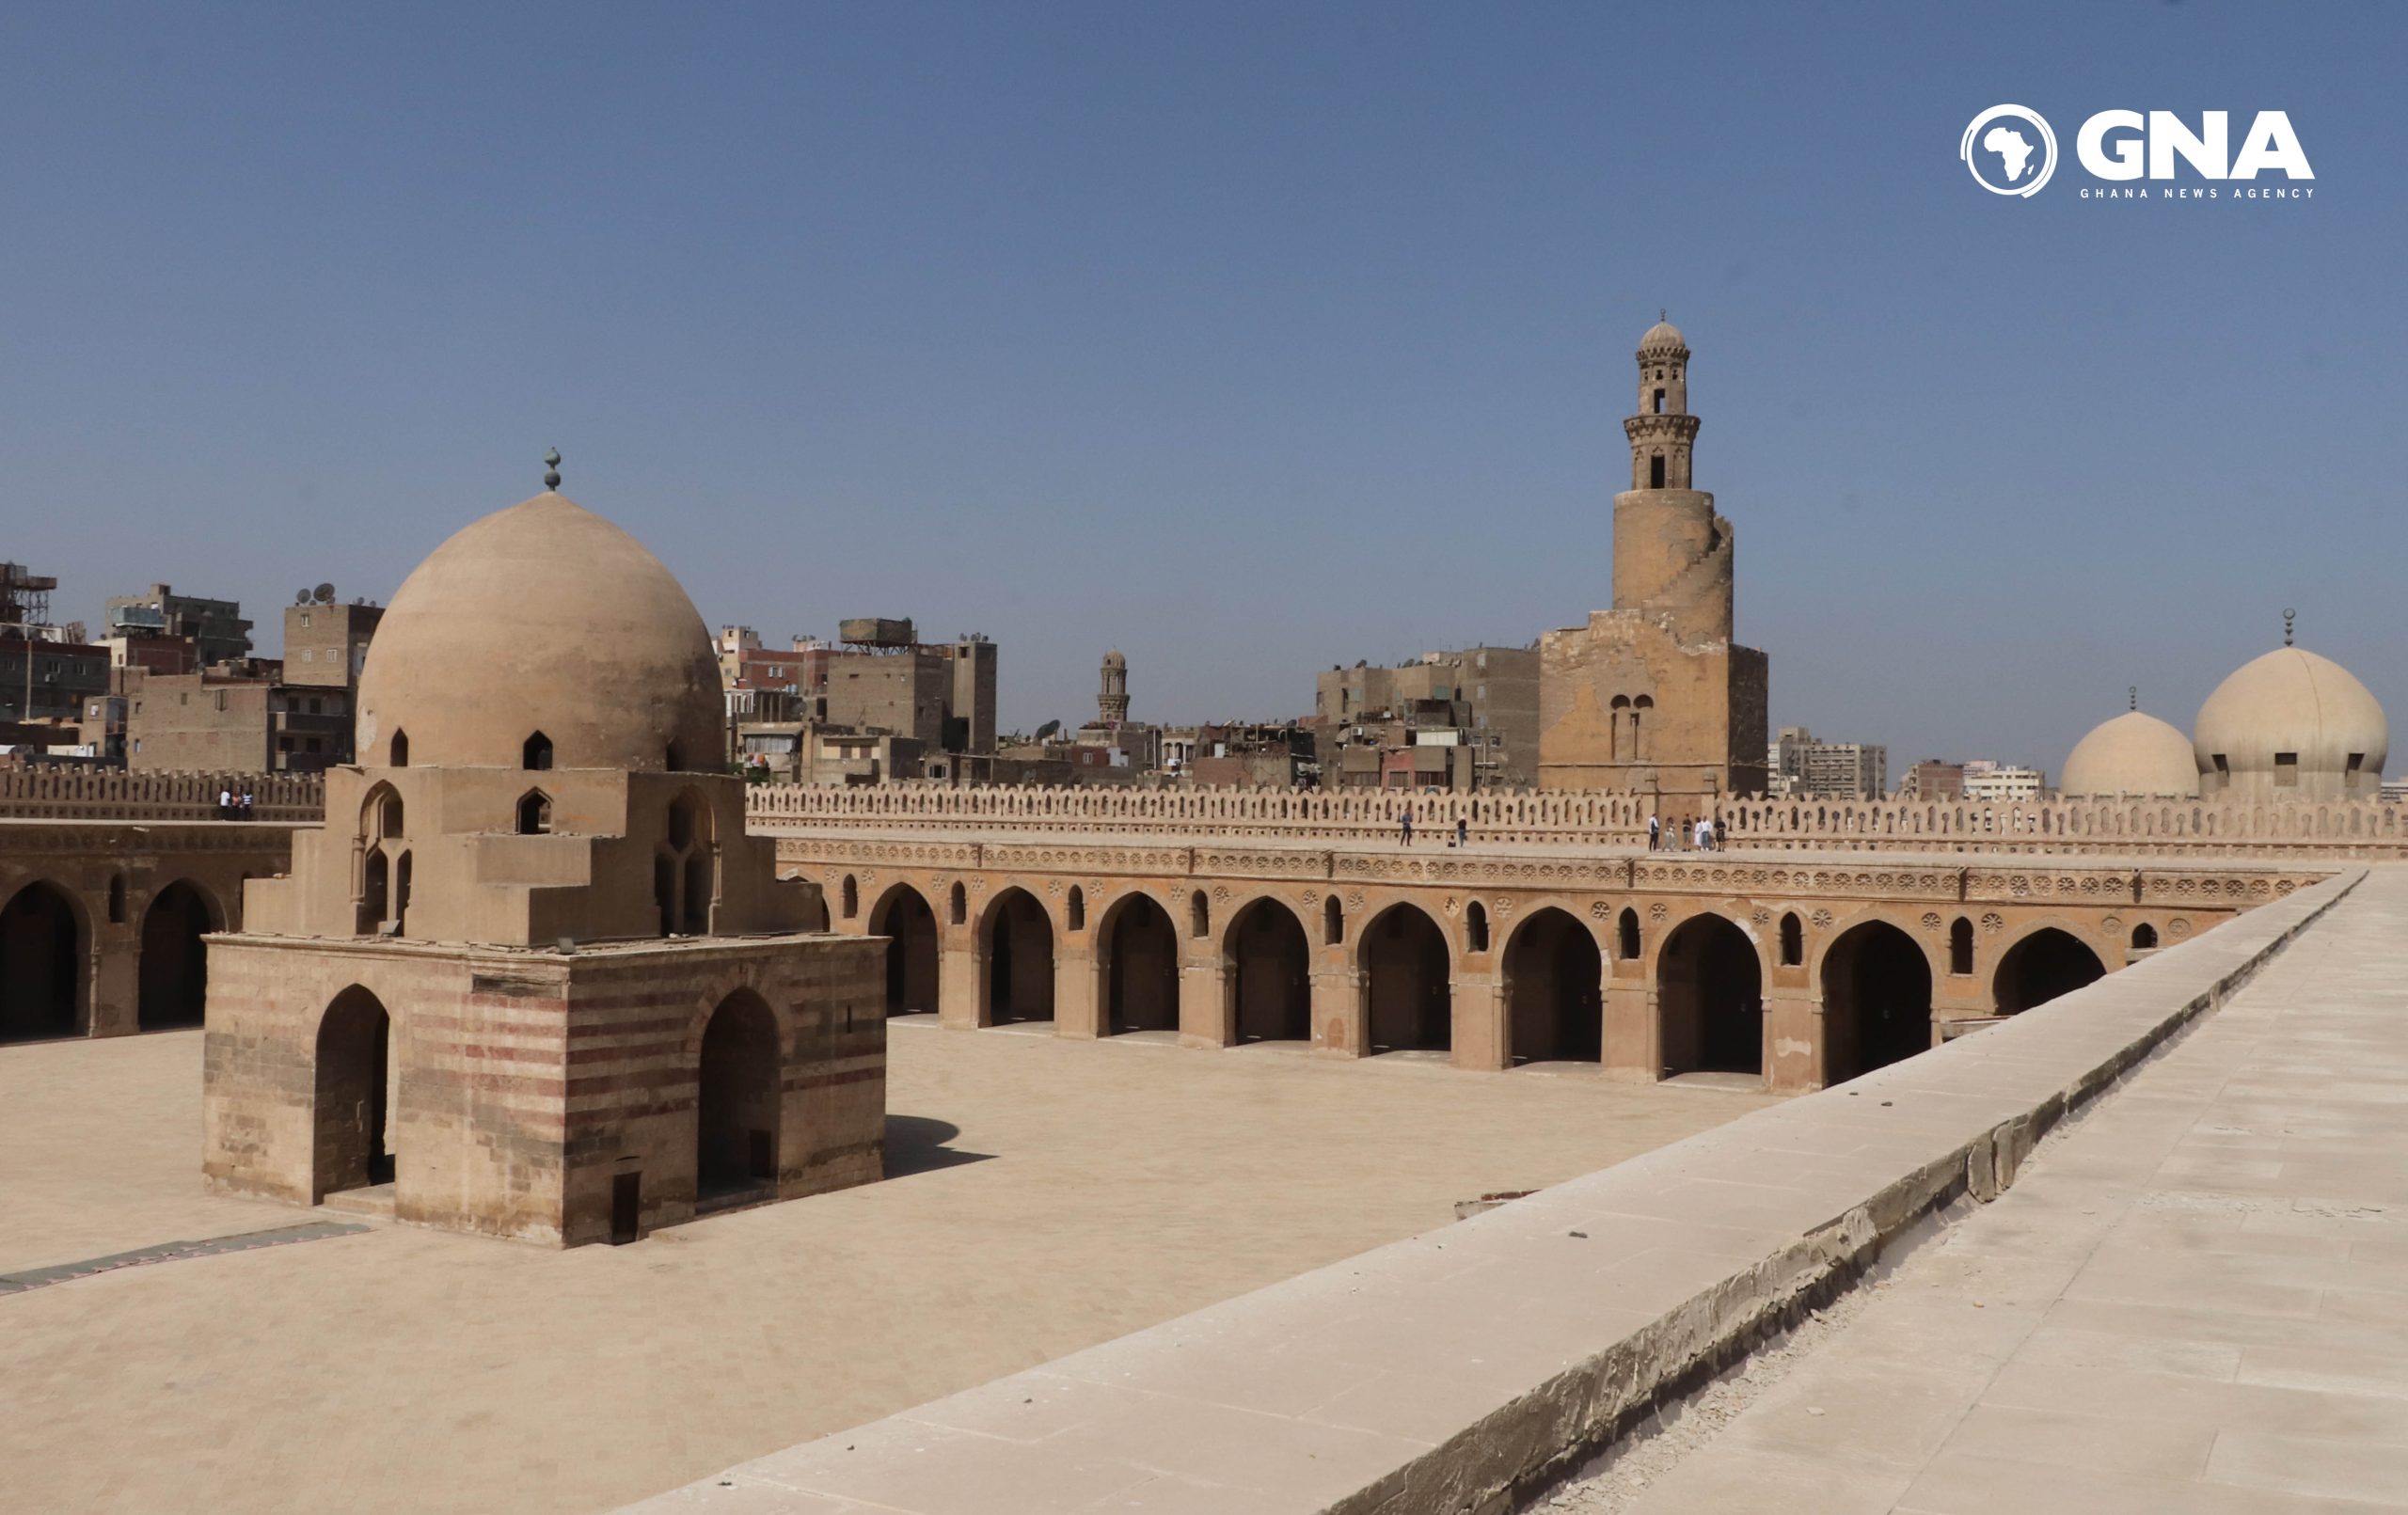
5;2;2400;773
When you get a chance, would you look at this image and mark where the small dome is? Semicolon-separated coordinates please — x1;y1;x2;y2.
1102;649;1127;669
2060;710;2198;797
356;493;723;772
2194;645;2389;789
1638;319;1687;354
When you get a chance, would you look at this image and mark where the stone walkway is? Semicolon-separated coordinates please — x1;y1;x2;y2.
1547;865;2408;1513
0;1014;1768;1515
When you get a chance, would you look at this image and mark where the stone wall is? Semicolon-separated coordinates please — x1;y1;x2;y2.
0;769;323;822
746;781;2408;859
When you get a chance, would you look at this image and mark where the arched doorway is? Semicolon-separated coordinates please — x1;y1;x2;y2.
1656;913;1763;1078
1993;928;2106;1014
1820;922;1933;1084
1101;894;1179;1034
1501;907;1602;1064
1362;905;1450;1053
870;886;939;1017
0;881;82;1043
696;991;781;1200
138;881;217;1031
1226;899;1309;1043
982;888;1054;1025
313;986;395;1199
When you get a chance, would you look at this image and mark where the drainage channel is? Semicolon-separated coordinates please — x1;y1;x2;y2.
0;1221;372;1297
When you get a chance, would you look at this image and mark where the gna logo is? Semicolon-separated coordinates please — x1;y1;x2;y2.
1961;105;2314;198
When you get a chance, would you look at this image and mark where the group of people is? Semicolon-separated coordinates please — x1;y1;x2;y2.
1646;813;1725;851
1395;808;1471;848
216;787;257;821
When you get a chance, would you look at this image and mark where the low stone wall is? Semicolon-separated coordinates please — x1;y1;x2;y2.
746;780;2408;860
620;867;2362;1514
0;768;323;822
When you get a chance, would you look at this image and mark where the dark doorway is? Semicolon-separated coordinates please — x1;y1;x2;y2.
1502;907;1603;1064
0;881;82;1042
137;881;215;1031
1103;895;1180;1033
696;991;781;1200
1363;905;1451;1053
1820;922;1933;1084
610;1172;642;1244
1227;899;1309;1043
313;986;394;1198
983;888;1055;1025
1657;913;1763;1078
1993;929;2107;1015
874;887;939;1017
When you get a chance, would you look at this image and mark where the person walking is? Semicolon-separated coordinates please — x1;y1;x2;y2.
1399;805;1414;846
1647;813;1661;851
1455;816;1468;848
217;786;232;822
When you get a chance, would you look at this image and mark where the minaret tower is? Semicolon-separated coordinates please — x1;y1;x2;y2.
1098;649;1130;727
1611;315;1735;645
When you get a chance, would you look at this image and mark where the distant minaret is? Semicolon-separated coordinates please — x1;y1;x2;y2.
1612;315;1734;646
1098;649;1130;727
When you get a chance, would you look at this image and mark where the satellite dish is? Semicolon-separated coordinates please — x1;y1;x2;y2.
312;583;336;605
294;590;312;606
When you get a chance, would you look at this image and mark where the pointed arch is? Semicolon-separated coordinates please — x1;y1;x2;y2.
1224;897;1309;1043
313;986;395;1200
523;731;553;770
516;789;553;835
695;988;781;1202
0;880;85;1042
869;883;940;1017
1099;892;1179;1034
388;728;409;766
1360;903;1451;1053
1501;907;1601;1064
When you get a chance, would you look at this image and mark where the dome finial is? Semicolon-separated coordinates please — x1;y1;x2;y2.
2283;607;2296;647
1659;306;1667;324
544;449;562;492
2129;685;2138;712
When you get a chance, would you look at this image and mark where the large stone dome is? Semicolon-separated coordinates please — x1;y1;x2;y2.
356;492;724;772
2060;710;2199;797
2193;645;2389;799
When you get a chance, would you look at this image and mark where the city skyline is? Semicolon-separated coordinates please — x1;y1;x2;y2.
5;2;2398;774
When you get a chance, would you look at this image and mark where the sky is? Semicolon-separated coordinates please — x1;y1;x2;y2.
3;1;2400;774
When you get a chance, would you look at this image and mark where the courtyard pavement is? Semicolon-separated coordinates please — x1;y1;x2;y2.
1547;865;2408;1513
0;1016;1770;1514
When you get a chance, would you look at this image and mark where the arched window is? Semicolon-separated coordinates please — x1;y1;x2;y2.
841;876;859;920
389;729;409;767
516;790;552;835
949;881;967;926
2131;923;2158;950
1465;900;1489;954
1323;894;1343;945
107;874;127;924
1617;907;1641;961
1949;917;1973;976
1189;890;1210;939
360;849;389;935
393;851;412;933
1067;886;1086;933
1779;911;1802;967
523;731;552;771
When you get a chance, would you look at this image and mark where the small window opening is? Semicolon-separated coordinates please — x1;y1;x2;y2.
1189;891;1210;939
841;875;859;920
1779;912;1802;966
1617;907;1641;961
1652;387;1666;414
1323;894;1343;945
2131;923;2158;950
107;875;127;924
1949;918;1973;976
949;882;967;925
523;732;553;770
389;729;409;767
517;790;552;835
1067;887;1086;933
1649;454;1666;489
1465;901;1489;954
2273;752;2299;786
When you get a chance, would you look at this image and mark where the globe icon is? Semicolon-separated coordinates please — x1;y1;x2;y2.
1960;104;2058;197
